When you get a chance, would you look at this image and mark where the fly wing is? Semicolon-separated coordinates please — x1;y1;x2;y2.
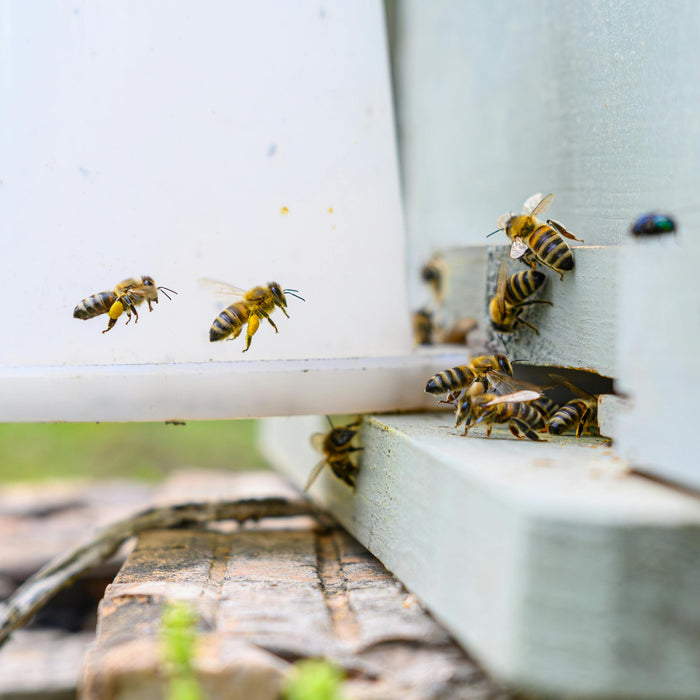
526;192;553;216
198;278;248;300
483;390;540;406
510;238;529;259
304;459;328;491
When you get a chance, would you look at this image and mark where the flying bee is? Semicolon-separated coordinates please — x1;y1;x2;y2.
466;390;545;440
425;353;513;403
73;276;177;333
630;212;676;237
305;417;363;491
491;193;583;280
201;280;304;352
489;262;552;335
547;375;599;437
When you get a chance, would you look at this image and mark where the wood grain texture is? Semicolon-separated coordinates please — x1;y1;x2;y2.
262;413;700;699
80;472;511;700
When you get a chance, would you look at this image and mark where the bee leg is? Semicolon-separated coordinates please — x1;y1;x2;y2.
147;300;156;312
576;407;593;438
102;316;118;333
103;298;126;333
509;423;522;438
279;306;290;319
513;419;540;441
242;314;261;352
265;316;279;333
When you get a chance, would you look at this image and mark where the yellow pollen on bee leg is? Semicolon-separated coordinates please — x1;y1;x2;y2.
108;300;125;320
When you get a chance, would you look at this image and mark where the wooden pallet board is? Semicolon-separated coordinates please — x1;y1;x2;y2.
80;472;512;700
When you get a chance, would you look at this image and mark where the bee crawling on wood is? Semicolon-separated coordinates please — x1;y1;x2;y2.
466;389;545;441
547;375;599;438
425;353;513;405
455;371;544;434
490;192;583;280
305;417;363;491
73;276;177;333
489;261;552;335
201;279;304;352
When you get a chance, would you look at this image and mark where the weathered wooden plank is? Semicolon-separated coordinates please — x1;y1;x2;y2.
81;472;511;700
261;413;700;699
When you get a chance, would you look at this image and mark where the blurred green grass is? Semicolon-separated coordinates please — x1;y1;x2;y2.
0;420;268;482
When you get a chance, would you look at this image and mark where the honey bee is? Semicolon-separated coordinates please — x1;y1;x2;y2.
73;276;176;333
493;193;583;280
489;262;552;334
305;417;363;491
425;353;513;403
454;371;542;430
630;212;676;237
547;375;599;437
466;390;545;440
421;254;447;303
412;308;435;345
201;280;304;352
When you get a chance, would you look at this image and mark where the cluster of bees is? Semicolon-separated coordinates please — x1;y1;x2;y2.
74;277;304;351
425;353;598;441
76;197;675;490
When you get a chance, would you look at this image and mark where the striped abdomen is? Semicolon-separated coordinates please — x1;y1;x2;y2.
529;223;574;273
504;270;546;305
548;399;593;435
425;365;476;395
210;301;250;342
531;396;559;420
493;401;546;431
73;290;118;320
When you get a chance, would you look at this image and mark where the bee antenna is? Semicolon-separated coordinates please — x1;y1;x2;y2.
325;415;335;430
157;286;178;300
284;291;306;302
486;228;503;238
511;358;527;364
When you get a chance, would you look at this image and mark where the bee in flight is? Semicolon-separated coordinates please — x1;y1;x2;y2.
491;193;583;280
630;212;676;237
489;262;552;335
305;417;363;491
73;276;177;333
547;375;599;437
201;280;304;352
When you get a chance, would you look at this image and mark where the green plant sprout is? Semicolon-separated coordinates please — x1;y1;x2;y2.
159;600;205;700
283;658;347;700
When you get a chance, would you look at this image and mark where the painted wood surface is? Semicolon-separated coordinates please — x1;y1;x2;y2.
261;413;700;699
0;350;467;422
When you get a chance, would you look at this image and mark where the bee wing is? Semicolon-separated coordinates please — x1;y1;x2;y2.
510;238;529;259
310;432;326;453
198;278;248;300
484;390;540;406
304;459;328;491
526;192;553;216
485;371;543;397
494;262;508;316
548;373;594;399
496;212;513;230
